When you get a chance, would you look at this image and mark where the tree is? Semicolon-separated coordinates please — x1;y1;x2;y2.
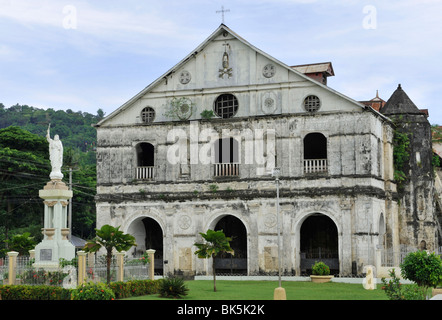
400;250;442;297
194;229;234;292
6;232;36;255
0;126;50;254
83;224;136;284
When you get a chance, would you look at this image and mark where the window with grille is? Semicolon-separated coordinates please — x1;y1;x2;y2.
303;95;321;112
141;107;155;123
214;94;238;119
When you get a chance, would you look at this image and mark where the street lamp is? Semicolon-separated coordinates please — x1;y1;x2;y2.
272;167;286;300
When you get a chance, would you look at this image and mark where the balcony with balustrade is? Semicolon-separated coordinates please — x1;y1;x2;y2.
303;159;328;174
214;162;240;177
136;166;155;180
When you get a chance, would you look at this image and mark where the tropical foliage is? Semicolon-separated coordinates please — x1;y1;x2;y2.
0;103;102;257
158;277;189;298
311;261;330;276
400;250;442;296
83;224;137;284
194;229;233;292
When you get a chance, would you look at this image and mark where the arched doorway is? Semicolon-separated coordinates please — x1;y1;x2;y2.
214;215;247;274
127;217;163;275
142;217;163;275
300;213;339;275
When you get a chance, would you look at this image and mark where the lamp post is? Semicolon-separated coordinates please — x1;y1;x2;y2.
272;167;286;300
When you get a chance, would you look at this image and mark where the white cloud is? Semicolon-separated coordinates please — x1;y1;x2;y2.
1;0;441;124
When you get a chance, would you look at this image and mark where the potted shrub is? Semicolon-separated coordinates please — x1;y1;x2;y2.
310;261;334;283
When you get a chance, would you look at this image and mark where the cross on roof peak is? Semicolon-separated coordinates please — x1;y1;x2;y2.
216;6;230;24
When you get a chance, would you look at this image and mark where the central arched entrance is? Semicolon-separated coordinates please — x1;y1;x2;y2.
214;215;247;275
300;213;339;275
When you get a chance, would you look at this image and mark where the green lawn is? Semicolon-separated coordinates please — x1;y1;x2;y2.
126;280;388;300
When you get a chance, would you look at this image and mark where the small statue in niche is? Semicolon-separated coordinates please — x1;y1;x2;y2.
219;43;233;78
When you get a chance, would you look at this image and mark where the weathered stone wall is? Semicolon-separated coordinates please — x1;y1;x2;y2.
96;192;394;276
96;109;397;276
96;111;392;184
393;113;437;250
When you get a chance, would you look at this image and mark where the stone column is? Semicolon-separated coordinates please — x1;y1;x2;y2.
146;249;156;280
7;251;19;285
34;180;75;271
77;251;87;285
116;251;125;282
87;252;95;268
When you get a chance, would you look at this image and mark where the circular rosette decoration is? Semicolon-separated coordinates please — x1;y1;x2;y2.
169;97;194;120
261;91;277;115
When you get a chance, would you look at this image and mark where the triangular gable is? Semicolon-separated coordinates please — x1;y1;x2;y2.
97;24;379;126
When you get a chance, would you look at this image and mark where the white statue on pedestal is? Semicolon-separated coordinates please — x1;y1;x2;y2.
46;124;63;180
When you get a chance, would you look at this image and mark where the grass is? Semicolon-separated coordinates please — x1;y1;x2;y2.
125;280;388;300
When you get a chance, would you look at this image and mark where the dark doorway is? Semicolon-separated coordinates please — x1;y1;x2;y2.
142;217;163;275
300;214;339;275
214;215;247;274
214;137;239;163
304;133;327;159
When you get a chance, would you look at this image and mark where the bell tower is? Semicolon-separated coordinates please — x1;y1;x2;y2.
380;84;436;250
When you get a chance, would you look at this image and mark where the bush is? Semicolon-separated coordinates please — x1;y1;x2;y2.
400;250;442;294
158;277;189;298
71;281;115;300
0;279;161;300
0;285;71;300
108;280;160;299
311;261;330;276
381;269;425;300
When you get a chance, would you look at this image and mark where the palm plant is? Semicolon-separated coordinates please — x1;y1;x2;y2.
194;229;234;292
83;224;136;284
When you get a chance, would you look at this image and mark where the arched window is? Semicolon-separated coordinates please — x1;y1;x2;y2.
303;133;327;174
136;142;155;179
214;94;238;118
214;137;239;176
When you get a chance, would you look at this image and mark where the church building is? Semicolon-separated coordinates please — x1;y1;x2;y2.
94;24;440;277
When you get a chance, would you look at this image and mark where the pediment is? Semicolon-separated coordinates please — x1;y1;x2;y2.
97;24;370;127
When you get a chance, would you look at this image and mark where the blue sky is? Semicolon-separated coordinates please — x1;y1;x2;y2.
1;0;441;124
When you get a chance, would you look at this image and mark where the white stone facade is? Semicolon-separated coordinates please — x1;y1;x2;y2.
94;25;420;276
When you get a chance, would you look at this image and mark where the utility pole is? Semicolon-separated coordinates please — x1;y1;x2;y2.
272;167;286;300
68;167;72;240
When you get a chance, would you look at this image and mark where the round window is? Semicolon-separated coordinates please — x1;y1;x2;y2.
141;107;155;123
303;95;321;112
214;94;238;118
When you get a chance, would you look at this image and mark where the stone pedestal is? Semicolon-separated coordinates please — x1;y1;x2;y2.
273;287;286;300
34;180;75;270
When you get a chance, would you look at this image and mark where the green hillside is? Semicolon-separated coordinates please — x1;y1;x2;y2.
0;103;102;256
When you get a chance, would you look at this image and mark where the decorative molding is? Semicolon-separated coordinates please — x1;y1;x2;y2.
261;91;277;114
179;70;191;84
44;201;57;207
262;64;276;78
